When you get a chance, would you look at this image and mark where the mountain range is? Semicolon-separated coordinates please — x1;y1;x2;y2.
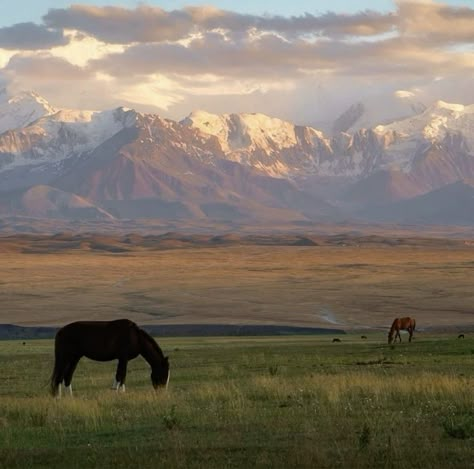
0;88;473;228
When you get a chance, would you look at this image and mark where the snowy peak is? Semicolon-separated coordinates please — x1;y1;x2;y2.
0;88;56;135
0;106;140;171
181;110;336;178
182;110;299;153
181;110;231;150
374;100;474;145
429;100;466;113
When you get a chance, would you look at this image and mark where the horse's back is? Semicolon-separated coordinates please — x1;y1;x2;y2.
58;319;137;335
55;319;140;361
400;317;415;328
393;317;415;329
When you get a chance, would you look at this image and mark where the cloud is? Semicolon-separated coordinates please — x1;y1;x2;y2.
89;33;312;79
88;29;474;83
43;4;395;44
397;0;474;43
37;2;472;85
0;23;69;50
184;6;396;39
4;53;92;81
43;5;200;44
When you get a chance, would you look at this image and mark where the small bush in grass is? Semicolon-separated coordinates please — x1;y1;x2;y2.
162;405;178;430
268;365;278;376
358;424;371;450
29;409;48;428
442;415;474;440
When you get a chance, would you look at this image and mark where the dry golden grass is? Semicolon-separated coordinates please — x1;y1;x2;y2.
1;239;474;328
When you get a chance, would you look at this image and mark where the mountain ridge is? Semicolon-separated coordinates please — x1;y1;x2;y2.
0;89;473;226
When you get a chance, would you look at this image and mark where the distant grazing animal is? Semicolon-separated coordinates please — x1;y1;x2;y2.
50;319;169;397
388;317;416;344
332;338;341;343
361;336;367;340
458;334;465;339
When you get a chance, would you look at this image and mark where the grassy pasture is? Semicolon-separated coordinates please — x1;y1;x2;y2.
0;335;473;468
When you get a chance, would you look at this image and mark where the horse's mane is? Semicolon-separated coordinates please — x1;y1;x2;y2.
138;327;166;360
388;318;398;335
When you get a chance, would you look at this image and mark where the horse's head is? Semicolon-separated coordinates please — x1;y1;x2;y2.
387;332;393;344
151;356;170;390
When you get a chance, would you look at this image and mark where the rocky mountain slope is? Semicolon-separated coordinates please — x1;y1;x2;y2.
361;179;474;225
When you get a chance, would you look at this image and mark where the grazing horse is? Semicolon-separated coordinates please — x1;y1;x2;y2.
458;334;465;339
50;319;169;397
332;338;341;343
388;317;416;344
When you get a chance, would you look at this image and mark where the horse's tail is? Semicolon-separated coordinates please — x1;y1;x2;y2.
50;363;59;396
388;320;395;343
50;334;63;396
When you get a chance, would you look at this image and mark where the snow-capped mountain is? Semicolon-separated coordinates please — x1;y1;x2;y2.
182;110;331;177
374;100;474;147
184;102;474;183
0;88;56;135
0;89;473;226
0;107;138;172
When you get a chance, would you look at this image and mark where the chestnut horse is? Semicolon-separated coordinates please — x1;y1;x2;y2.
50;319;169;397
388;317;416;344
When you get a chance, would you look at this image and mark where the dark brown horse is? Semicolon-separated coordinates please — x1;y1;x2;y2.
388;317;416;344
50;319;169;397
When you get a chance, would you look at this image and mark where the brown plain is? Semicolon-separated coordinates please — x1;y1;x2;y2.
1;234;473;329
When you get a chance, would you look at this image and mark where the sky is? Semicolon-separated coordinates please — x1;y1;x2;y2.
0;0;473;125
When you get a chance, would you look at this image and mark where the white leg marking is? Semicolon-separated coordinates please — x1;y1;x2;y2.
120;384;126;393
65;384;73;397
166;370;170;390
112;379;120;390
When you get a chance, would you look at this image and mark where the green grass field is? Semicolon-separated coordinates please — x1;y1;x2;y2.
0;334;473;468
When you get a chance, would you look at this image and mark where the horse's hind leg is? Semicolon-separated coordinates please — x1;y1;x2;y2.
51;355;69;397
63;356;81;396
408;328;413;343
112;358;128;392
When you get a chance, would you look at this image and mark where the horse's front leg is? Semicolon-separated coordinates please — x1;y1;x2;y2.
408;328;413;342
112;358;128;392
